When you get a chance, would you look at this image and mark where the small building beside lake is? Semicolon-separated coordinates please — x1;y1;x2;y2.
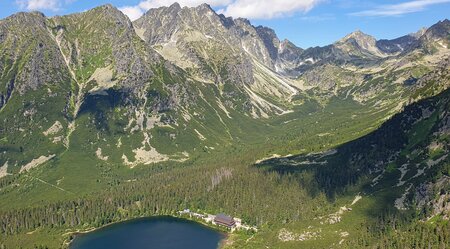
178;209;257;232
213;213;235;228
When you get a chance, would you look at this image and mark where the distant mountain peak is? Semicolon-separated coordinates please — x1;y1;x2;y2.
349;29;364;35
5;11;47;28
441;18;450;24
87;3;119;13
334;29;384;56
410;27;427;38
421;18;450;41
169;2;182;9
256;25;275;32
429;18;450;30
29;11;46;17
87;3;126;16
100;3;114;9
279;39;302;50
77;3;132;28
141;2;180;17
340;30;376;44
234;17;251;25
9;10;46;20
196;3;213;11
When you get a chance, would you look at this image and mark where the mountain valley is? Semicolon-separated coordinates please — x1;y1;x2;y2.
0;3;449;248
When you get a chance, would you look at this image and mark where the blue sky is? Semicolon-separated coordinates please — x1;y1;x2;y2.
1;0;449;48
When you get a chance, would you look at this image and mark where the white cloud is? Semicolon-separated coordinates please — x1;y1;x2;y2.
219;0;324;19
16;0;76;11
119;0;323;20
351;0;450;17
119;6;144;21
16;0;59;11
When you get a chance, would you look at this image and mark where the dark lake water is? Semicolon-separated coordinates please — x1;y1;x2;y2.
70;217;225;249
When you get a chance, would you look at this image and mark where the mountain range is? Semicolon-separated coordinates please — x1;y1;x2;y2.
0;3;449;249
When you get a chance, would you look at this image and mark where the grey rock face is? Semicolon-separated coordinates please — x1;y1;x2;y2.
133;4;259;87
275;39;304;76
49;4;176;103
133;3;182;44
0;12;70;95
133;3;297;79
0;77;14;110
376;35;419;54
375;27;427;56
401;19;450;53
278;40;303;62
421;19;450;41
135;4;445;80
256;26;280;61
414;57;450;91
414;176;450;220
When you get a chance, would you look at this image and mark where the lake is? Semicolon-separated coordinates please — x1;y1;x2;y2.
70;216;226;249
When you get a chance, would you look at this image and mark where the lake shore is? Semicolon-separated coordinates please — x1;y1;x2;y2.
65;215;229;249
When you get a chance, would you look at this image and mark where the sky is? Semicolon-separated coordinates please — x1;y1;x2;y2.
1;0;449;48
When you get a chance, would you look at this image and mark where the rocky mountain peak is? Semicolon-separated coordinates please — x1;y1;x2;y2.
169;2;182;10
339;30;377;45
134;2;225;45
91;4;126;15
147;2;214;17
410;27;427;38
6;11;46;25
188;3;219;19
195;3;214;12
256;26;278;38
422;18;450;41
99;3;115;10
274;39;304;76
234;17;251;26
0;11;49;42
80;3;132;27
256;26;281;60
279;39;302;52
85;3;123;16
26;11;46;18
334;29;384;57
149;2;181;19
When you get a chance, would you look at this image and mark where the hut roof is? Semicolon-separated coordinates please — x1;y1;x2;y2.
214;214;234;225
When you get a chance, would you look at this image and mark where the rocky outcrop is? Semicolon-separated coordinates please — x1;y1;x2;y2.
255;26;280;62
133;3;304;79
50;4;160;92
376;34;419;54
335;30;384;57
414;176;450;220
133;3;258;85
420;19;450;44
0;76;14;110
0;12;70;94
